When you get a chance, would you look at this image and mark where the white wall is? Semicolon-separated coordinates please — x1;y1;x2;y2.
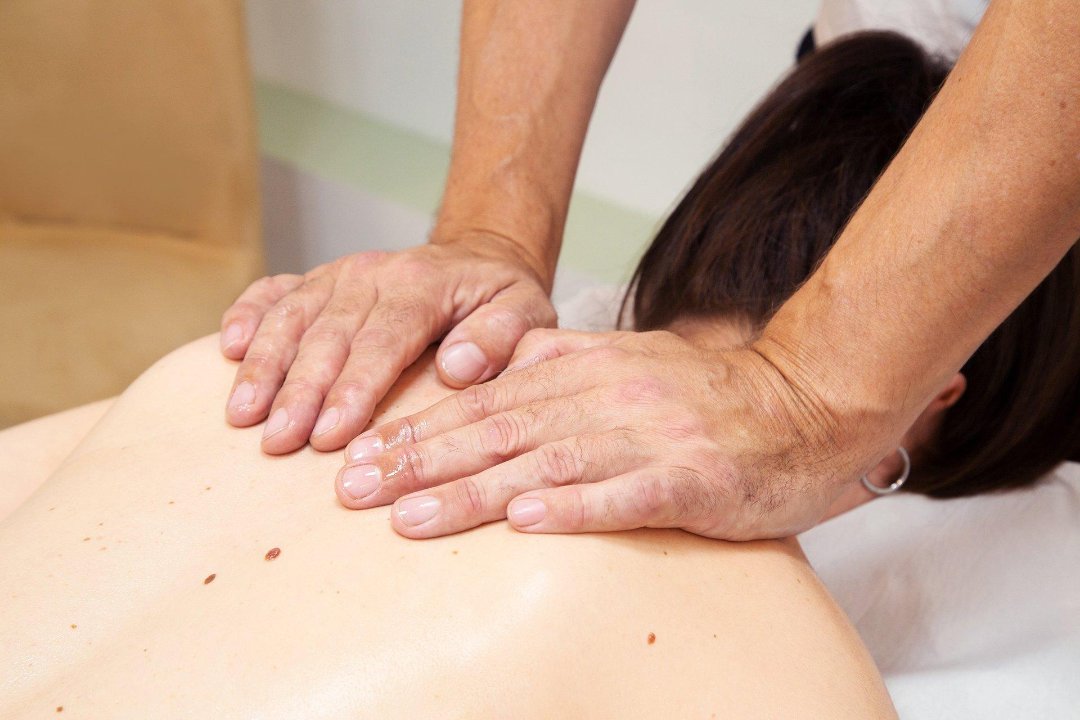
246;0;818;218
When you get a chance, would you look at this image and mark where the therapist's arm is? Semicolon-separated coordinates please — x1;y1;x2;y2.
435;0;637;281
220;0;635;454
757;0;1080;459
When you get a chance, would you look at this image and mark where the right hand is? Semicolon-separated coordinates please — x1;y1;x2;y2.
219;234;556;454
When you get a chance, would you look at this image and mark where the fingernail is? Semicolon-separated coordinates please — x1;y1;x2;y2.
262;408;290;439
313;407;340;437
347;434;384;462
228;381;256;413
341;464;381;500
509;498;546;527
221;323;244;351
441;342;487;384
396;496;440;526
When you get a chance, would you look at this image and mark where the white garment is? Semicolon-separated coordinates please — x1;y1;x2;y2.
556;284;1080;719
816;0;988;58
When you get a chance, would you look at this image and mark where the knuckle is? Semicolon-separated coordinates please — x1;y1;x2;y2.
455;477;487;516
394;257;435;283
532;442;582;487
226;299;265;319
517;327;556;356
456;383;499;422
584;345;627;365
268;297;305;322
657;410;706;442
326;379;376;409
631;473;675;520
251;275;276;293
386;415;421;445
343;251;386;275
368;415;424;449
352;325;400;353
478;412;526;461
521;327;554;344
279;377;326;399
240;352;277;374
302;265;328;284
271;273;302;291
302;324;350;349
316;302;362;326
613;375;666;406
485;305;531;339
397;444;430;489
568;491;590;531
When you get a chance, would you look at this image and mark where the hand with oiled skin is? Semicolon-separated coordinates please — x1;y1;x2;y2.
334;328;864;540
219;0;636;454
220;234;554;454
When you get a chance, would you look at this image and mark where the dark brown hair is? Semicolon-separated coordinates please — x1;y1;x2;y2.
627;31;1080;497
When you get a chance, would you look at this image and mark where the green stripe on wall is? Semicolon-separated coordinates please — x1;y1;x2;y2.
254;81;659;283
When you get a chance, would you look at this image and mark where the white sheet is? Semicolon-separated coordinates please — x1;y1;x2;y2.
556;285;1080;718
802;463;1080;718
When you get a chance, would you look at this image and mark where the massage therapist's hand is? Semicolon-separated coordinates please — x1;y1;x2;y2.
336;328;852;540
219;234;556;454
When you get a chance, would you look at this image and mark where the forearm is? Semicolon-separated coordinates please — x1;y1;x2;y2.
758;0;1080;460
433;0;635;283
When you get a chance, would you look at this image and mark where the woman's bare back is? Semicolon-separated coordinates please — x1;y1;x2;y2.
0;335;894;719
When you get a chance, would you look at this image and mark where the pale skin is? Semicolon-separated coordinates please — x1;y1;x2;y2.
220;0;1079;539
0;335;897;718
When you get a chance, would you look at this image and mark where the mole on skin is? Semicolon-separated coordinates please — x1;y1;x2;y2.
264;547;281;561
647;633;656;645
203;573;216;585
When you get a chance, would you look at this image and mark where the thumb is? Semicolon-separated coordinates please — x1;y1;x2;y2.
436;284;556;387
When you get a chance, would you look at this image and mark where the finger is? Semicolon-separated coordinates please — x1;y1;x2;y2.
219;274;304;360
378;432;640;539
502;328;627;375
308;291;450;451
505;467;726;535
435;284;556;387
336;390;612;508
344;344;625;462
259;286;376;454
225;274;333;428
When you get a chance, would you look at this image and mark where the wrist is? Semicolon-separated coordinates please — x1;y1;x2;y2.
433;142;568;285
745;327;894;480
428;224;556;291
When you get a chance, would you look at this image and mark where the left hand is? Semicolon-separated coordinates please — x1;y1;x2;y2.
334;328;861;540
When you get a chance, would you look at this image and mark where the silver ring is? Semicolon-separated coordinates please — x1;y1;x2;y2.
860;446;911;496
